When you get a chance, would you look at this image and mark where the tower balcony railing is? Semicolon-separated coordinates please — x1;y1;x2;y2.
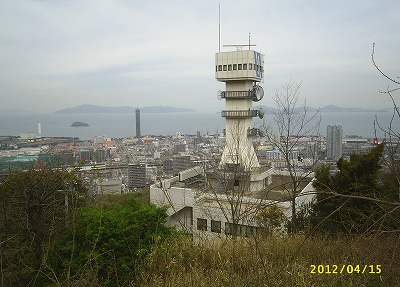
221;109;264;119
219;90;252;99
219;88;263;102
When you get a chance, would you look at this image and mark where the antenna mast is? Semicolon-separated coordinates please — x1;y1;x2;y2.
218;4;221;52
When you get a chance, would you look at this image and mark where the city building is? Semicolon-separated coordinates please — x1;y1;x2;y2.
326;125;343;161
172;155;194;175
342;138;373;156
94;178;123;195
128;163;147;189
79;149;93;163
163;159;174;175
173;143;187;154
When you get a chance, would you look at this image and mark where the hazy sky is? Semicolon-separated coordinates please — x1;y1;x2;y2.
0;0;399;113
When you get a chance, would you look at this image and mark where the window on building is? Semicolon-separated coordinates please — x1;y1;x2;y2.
223;65;227;71
256;65;259;72
197;218;207;231
225;222;232;235
241;225;256;237
233;64;237;70
249;63;253;70
228;64;232;71
218;65;222;71
238;64;242;70
243;63;247;70
211;220;221;233
225;222;239;236
216;66;218;72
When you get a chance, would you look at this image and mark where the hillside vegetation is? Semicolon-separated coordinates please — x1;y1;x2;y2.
133;235;399;287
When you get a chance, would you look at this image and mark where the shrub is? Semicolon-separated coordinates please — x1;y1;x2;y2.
48;193;174;287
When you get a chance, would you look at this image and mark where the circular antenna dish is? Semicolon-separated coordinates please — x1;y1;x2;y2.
252;85;264;102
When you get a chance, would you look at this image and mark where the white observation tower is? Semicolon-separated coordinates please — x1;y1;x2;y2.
216;45;265;171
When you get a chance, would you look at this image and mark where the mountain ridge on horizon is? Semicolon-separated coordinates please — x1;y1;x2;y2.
55;104;195;114
258;104;388;113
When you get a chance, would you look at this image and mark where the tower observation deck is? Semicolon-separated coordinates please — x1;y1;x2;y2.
216;49;265;170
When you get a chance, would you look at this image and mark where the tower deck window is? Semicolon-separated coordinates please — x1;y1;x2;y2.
243;64;247;70
249;63;253;70
218;65;222;71
233;64;237;70
228;64;232;71
197;218;207;231
223;65;227;71
238;64;242;70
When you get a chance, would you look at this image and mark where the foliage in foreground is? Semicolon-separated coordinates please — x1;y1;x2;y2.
0;167;173;287
312;144;400;233
0;168;87;286
48;193;174;287
134;234;400;287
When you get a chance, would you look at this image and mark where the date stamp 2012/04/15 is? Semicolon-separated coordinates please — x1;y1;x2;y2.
310;264;381;275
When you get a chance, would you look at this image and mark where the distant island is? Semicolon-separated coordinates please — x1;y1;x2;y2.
260;105;388;113
71;121;89;127
319;105;387;113
56;104;195;114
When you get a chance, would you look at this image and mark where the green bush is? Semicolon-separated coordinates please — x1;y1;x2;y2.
0;168;87;286
312;144;400;233
48;193;174;287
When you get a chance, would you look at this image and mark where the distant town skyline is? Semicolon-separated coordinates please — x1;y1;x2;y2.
0;0;399;113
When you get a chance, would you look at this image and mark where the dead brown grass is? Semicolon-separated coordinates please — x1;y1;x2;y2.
133;234;400;287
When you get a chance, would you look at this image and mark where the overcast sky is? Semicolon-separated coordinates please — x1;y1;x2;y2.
0;0;399;113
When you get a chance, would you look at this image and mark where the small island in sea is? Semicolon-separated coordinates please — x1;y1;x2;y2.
70;121;89;127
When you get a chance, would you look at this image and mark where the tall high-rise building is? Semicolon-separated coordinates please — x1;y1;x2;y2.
135;108;141;138
326;125;343;161
37;123;42;137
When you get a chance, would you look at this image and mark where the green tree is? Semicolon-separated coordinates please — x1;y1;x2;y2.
311;144;400;233
0;167;87;286
49;193;174;287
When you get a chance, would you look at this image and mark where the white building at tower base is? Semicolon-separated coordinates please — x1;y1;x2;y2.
150;167;315;238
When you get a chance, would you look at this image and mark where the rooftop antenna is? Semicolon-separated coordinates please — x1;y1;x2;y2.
223;33;256;51
218;3;221;52
223;43;256;51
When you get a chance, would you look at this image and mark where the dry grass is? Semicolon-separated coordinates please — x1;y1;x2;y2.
133;234;400;287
